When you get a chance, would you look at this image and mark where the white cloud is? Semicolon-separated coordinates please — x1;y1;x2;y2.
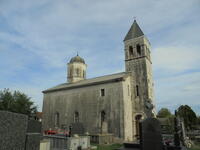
1;0;199;70
155;72;200;112
152;46;200;73
0;0;200;114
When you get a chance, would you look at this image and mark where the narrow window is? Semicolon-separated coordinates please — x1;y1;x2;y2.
128;85;130;96
135;115;142;139
101;111;106;123
83;70;85;78
70;68;73;77
136;85;139;96
55;112;60;127
76;68;79;76
136;44;141;55
101;89;105;96
129;46;133;56
74;111;79;123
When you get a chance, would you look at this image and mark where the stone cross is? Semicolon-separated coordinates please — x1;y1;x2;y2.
174;110;181;147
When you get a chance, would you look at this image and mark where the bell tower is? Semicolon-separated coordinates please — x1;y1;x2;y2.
124;20;154;116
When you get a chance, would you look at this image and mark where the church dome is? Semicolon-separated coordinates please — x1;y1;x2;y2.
69;55;85;64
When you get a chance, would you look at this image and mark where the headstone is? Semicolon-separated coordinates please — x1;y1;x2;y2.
70;122;85;135
140;118;163;150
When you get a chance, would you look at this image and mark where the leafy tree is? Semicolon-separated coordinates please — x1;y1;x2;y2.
197;116;200;125
157;108;172;118
157;108;174;133
177;105;197;130
0;89;14;111
0;89;37;116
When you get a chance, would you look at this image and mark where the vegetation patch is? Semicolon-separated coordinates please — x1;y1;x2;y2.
189;142;200;150
92;144;122;150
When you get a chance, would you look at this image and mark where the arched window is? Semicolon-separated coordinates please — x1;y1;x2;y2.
129;46;133;56
100;89;105;96
136;44;141;55
128;85;130;96
136;85;139;96
55;112;60;127
70;68;73;77
101;111;106;124
135;115;142;139
76;68;79;76
74;111;79;123
83;70;85;78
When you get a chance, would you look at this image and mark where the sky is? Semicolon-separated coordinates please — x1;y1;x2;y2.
0;0;200;114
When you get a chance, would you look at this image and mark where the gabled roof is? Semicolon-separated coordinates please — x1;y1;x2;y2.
43;72;129;93
124;20;144;41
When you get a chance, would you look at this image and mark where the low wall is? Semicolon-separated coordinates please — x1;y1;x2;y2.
42;135;90;150
0;111;28;150
0;111;41;150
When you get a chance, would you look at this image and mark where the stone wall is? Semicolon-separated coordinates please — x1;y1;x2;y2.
42;79;127;139
122;75;133;141
124;36;155;115
0;111;41;150
26;120;42;150
25;133;41;150
0;111;28;150
27;119;42;133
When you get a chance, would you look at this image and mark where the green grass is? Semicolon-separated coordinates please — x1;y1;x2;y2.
92;144;122;150
92;143;200;150
189;142;200;150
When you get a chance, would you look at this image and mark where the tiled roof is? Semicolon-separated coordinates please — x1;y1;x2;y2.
43;72;129;93
124;20;144;41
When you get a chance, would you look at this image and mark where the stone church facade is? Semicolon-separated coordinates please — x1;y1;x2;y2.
42;20;155;141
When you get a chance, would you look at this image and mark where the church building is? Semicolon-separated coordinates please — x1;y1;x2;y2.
42;20;155;141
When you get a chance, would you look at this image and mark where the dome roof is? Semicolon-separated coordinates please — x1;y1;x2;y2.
69;55;85;64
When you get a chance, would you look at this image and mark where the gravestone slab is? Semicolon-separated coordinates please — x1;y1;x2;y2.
140;118;163;150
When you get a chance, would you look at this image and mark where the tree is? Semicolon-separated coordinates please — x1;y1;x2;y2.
177;105;197;130
0;89;15;111
197;116;200;125
157;108;172;118
0;89;37;116
157;108;174;133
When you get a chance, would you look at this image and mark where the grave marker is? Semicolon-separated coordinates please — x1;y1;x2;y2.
140;118;163;150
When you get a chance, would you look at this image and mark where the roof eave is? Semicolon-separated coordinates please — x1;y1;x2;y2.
43;77;125;93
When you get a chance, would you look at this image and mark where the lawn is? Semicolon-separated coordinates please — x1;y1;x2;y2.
189;144;200;150
92;144;122;150
92;143;200;150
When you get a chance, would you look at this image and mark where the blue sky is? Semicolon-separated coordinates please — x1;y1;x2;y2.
0;0;200;114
